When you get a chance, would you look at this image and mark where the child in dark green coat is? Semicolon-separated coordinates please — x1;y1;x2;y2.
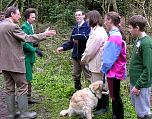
129;15;152;119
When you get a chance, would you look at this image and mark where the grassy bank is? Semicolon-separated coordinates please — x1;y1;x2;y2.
30;34;136;119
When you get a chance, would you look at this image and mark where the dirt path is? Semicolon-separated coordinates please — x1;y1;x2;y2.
0;90;8;119
0;74;8;119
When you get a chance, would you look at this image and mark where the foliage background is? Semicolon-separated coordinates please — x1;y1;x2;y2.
1;0;152;32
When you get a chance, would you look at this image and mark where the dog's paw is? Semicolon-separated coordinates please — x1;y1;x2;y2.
60;110;68;116
102;90;109;95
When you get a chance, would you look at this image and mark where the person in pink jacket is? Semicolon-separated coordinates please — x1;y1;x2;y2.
101;11;127;119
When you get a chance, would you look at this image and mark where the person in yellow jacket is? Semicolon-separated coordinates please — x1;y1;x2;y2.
21;8;42;104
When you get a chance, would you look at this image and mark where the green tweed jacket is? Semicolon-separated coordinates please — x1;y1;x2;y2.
21;21;36;63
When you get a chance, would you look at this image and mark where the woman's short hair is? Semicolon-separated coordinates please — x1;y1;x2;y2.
24;8;36;20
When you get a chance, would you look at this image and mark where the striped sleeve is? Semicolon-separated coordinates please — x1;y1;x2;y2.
101;40;122;74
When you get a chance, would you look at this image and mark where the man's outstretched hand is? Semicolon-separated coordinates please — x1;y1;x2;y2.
44;27;56;37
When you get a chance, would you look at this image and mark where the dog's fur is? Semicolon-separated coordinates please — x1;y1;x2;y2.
60;81;108;119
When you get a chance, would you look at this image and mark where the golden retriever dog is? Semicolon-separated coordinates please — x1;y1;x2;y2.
60;81;108;119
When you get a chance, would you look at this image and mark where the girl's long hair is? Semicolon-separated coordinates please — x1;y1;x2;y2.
106;11;126;40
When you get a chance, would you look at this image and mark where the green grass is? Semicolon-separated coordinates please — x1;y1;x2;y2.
28;35;137;119
0;31;137;118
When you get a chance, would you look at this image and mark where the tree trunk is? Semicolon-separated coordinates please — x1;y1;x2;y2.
35;0;39;33
111;0;118;12
19;0;26;23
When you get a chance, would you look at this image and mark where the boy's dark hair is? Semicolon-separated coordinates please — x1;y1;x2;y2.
24;8;36;20
86;10;102;27
128;15;147;31
5;6;18;18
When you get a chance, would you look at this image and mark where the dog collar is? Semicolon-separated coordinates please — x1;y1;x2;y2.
89;88;97;98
